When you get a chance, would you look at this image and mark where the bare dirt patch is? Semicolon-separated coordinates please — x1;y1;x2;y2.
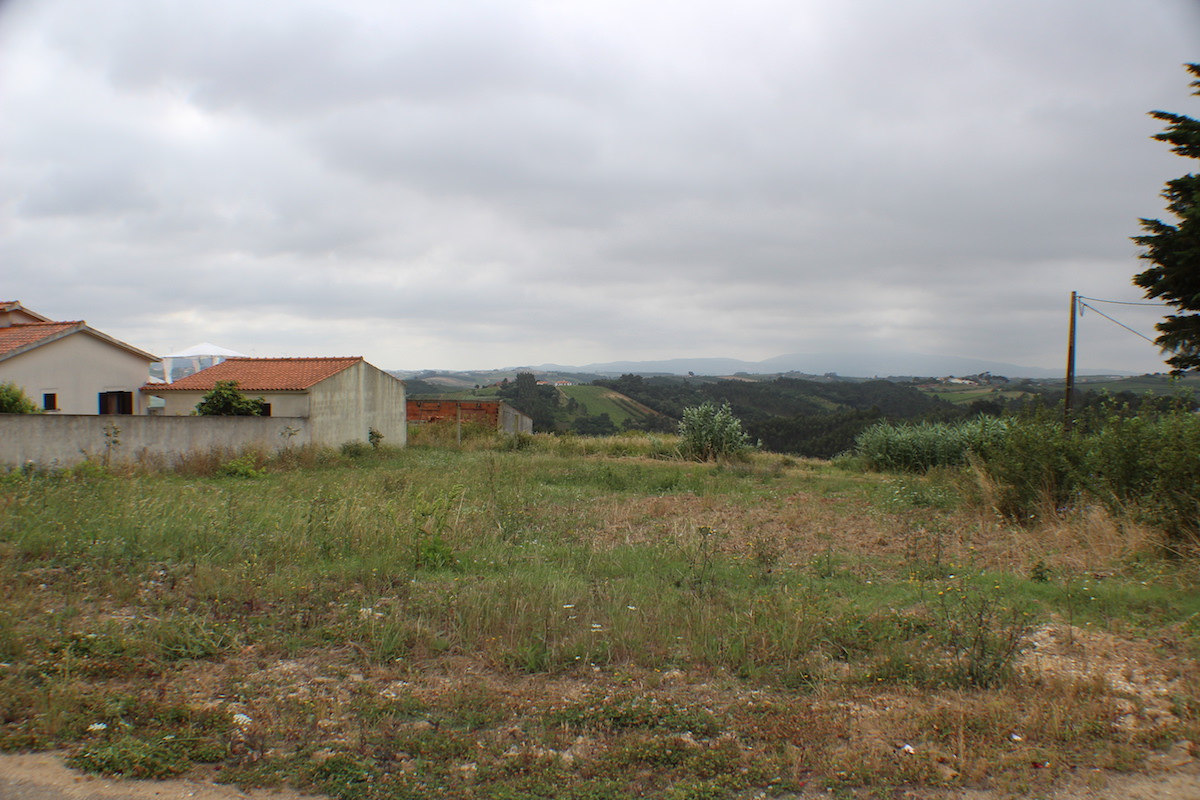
1019;623;1194;738
3;749;1199;800
0;751;317;800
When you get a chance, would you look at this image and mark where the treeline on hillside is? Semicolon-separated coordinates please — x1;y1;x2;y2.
595;374;952;420
592;374;959;458
420;369;1196;457
592;374;1191;459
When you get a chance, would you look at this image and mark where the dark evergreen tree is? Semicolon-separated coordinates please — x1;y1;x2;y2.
497;372;559;431
1133;63;1200;372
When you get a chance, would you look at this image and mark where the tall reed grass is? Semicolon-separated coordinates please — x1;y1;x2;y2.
853;417;1010;472
853;407;1200;539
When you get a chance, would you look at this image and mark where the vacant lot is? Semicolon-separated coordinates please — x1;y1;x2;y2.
1;436;1197;799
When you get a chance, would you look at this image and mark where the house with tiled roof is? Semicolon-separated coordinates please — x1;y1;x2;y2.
0;301;52;325
0;301;159;415
142;356;407;447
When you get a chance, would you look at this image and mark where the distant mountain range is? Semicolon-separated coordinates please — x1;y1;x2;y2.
529;351;1140;380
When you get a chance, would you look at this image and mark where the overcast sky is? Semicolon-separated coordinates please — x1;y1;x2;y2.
2;0;1198;374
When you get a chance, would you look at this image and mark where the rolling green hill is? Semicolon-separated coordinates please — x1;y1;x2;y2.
558;384;662;428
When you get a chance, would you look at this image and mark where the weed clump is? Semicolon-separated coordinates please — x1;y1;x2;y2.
68;736;184;779
217;452;266;479
678;402;751;462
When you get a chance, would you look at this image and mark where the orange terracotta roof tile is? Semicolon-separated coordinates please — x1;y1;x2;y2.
0;322;84;358
150;357;363;392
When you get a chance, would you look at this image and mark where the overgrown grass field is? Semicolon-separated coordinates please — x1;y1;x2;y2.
1;431;1198;799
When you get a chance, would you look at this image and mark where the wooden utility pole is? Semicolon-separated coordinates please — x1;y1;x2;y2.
1064;291;1077;430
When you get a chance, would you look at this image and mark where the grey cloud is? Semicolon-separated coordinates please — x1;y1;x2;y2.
48;1;622;118
2;0;1198;372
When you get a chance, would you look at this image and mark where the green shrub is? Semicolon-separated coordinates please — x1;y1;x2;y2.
194;380;266;416
962;403;1200;537
217;453;266;479
0;381;41;414
971;415;1082;519
678;402;751;461
1083;408;1200;538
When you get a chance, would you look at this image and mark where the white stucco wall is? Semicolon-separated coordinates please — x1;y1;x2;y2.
0;413;311;468
0;332;156;415
500;404;534;435
148;389;310;417
307;361;407;447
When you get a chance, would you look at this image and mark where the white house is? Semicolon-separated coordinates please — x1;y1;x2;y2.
141;356;407;447
0;301;159;415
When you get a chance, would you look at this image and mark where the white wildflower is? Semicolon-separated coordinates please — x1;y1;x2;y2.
87;722;108;733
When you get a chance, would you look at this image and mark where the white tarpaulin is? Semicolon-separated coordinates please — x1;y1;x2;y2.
160;343;247;383
162;342;248;359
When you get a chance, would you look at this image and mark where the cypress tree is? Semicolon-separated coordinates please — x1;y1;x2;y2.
1133;63;1200;372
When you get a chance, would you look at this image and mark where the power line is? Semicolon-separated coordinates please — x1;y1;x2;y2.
1077;300;1179;356
1076;295;1167;307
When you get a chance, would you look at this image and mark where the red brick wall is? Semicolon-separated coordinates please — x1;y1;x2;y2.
406;400;502;428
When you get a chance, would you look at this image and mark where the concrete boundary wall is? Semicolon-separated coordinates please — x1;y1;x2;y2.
0;414;311;468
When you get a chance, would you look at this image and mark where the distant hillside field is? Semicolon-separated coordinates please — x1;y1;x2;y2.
1069;373;1200;396
919;385;1035;405
558;384;662;427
